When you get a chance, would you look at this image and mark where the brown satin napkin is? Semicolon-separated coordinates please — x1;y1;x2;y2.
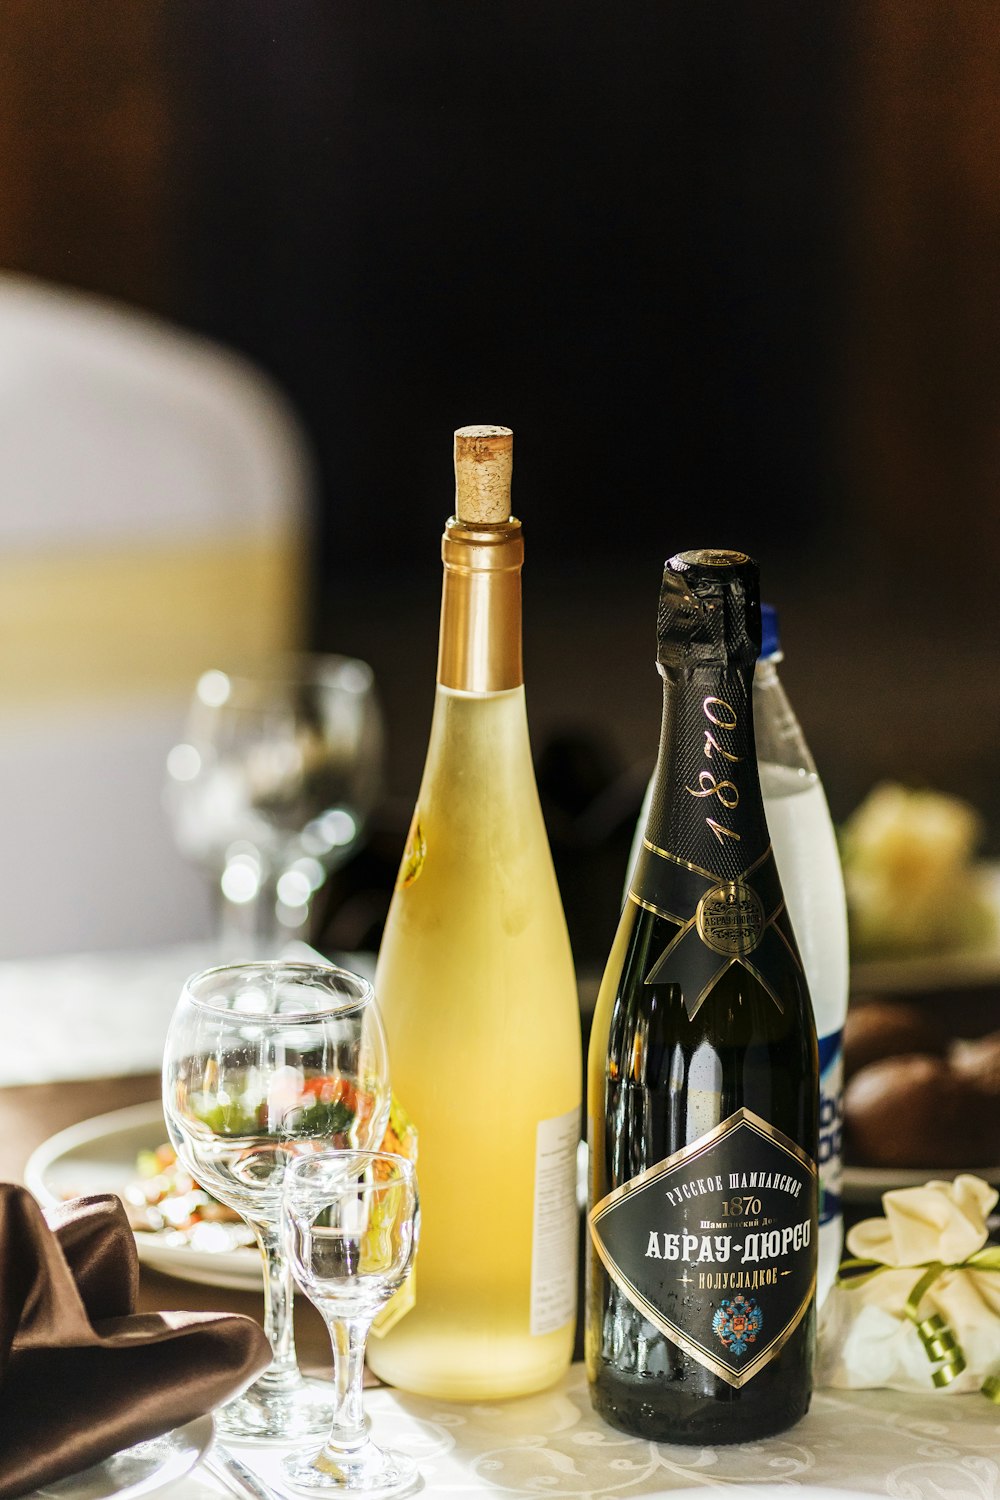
0;1184;271;1498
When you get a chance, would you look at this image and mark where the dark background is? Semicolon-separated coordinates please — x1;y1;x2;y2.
2;0;997;960
170;2;846;577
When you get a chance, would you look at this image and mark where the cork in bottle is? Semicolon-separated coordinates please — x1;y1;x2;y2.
439;424;522;691
454;425;513;524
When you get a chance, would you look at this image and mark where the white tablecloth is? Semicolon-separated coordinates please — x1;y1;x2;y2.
7;954;999;1495
0;943;211;1087
169;1364;999;1499
0;942;373;1087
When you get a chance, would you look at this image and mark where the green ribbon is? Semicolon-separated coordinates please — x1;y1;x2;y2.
836;1246;1000;1400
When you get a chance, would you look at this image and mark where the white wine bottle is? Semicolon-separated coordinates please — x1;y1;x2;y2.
587;551;818;1444
367;425;582;1400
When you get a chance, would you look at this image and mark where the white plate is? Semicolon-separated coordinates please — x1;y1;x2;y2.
24;1101;262;1292
842;1159;1000;1203
26;1415;213;1500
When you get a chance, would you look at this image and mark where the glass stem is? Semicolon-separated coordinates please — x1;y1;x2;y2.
217;865;282;961
321;1314;372;1455
218;886;251;963
255;1226;303;1392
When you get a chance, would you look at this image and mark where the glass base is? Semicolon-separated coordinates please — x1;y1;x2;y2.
217;1375;333;1443
283;1439;420;1496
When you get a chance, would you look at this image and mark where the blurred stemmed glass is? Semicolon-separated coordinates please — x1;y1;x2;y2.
162;962;390;1441
165;655;384;958
282;1151;419;1496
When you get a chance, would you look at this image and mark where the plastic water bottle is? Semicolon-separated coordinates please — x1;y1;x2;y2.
625;603;848;1306
752;605;848;1305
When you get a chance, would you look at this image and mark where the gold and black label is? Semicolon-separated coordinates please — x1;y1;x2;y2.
589;1109;817;1388
696;879;764;956
682;549;751;568
631;840;801;1020
633;662;805;1022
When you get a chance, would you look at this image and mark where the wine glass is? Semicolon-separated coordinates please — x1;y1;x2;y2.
164;655;384;958
282;1151;419;1496
162;962;390;1441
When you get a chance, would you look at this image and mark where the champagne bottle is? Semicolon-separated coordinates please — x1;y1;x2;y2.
624;604;847;1309
367;425;582;1401
586;550;818;1444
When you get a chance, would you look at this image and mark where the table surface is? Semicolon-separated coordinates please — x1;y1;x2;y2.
3;944;999;1500
5;1071;1000;1499
233;1368;1000;1499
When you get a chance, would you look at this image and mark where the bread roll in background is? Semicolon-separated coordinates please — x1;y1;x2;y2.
843;999;949;1081
844;1053;998;1169
950;1031;1000;1095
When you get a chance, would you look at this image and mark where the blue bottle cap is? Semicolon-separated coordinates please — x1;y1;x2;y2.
760;603;780;660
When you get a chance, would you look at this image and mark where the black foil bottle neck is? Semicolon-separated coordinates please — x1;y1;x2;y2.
638;550;769;882
641;659;769;885
656;550;761;673
633;611;811;1024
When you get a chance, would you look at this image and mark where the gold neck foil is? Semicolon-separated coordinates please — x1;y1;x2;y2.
436;516;524;692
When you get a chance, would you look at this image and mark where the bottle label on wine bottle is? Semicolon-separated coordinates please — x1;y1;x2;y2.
630;841;803;1020
530;1107;581;1336
589;1108;817;1388
817;1028;844;1226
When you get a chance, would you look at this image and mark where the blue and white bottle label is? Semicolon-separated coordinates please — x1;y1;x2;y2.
817;1028;843;1226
